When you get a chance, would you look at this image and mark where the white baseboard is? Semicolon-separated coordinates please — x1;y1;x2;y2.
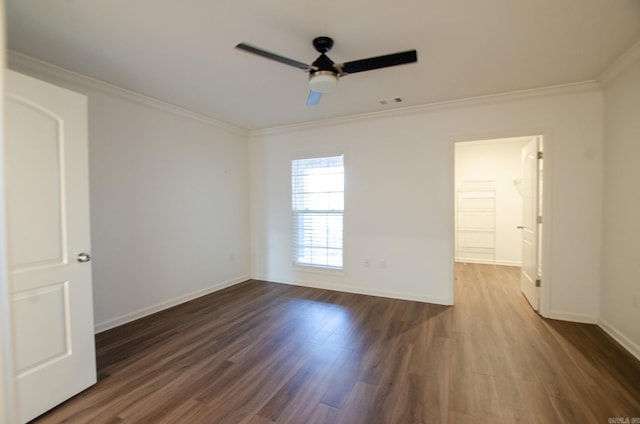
252;274;453;306
544;310;598;324
598;319;640;362
493;259;521;267
454;258;521;267
94;274;250;333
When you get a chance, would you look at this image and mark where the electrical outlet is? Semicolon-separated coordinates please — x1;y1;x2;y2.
363;258;370;268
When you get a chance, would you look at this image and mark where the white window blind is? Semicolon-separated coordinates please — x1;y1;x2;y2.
292;154;344;269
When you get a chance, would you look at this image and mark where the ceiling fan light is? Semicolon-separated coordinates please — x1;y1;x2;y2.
309;71;338;93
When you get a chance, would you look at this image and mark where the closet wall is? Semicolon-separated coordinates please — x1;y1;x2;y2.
455;137;531;266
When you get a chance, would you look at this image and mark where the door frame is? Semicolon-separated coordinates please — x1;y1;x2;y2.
451;130;552;318
1;3;20;422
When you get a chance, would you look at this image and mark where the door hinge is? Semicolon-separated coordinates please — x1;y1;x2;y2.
537;151;543;160
537;216;543;224
536;279;541;287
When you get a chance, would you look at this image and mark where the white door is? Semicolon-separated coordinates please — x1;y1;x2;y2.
5;70;96;423
520;138;540;310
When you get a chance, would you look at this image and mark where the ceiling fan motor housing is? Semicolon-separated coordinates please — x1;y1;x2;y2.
311;51;335;70
312;36;333;53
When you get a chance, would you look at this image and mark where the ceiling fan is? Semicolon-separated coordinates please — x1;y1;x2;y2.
235;36;418;106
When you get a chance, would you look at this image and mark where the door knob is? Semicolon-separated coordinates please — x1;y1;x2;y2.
517;226;524;229
77;252;91;263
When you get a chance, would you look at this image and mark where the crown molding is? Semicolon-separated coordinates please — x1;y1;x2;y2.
7;50;603;140
250;80;600;137
598;39;640;87
7;51;248;137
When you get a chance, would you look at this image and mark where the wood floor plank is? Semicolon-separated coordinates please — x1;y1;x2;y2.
29;264;640;423
256;343;342;423
334;381;377;424
399;336;450;423
448;410;484;424
492;373;530;423
361;342;413;424
516;378;563;424
305;403;340;424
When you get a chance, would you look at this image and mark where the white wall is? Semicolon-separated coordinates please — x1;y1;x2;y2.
7;44;638;364
250;85;603;320
8;53;252;332
454;138;530;266
600;47;640;359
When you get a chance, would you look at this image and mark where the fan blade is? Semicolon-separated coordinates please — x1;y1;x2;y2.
340;50;417;74
235;43;310;70
306;91;322;106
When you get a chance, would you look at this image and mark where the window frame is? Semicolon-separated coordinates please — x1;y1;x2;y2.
291;152;345;272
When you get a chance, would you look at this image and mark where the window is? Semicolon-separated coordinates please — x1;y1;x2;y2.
292;154;344;270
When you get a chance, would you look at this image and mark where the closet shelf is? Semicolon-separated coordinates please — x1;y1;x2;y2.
455;180;496;264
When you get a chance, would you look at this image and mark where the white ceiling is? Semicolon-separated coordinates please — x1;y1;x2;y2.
6;0;640;130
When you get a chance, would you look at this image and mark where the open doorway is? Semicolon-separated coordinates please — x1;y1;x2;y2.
454;136;544;311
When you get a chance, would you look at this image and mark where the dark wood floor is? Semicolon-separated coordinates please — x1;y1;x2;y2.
32;263;640;423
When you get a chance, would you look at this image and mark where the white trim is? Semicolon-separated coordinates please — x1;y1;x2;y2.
537;134;553;319
1;45;19;424
7;51;248;137
451;131;552;316
455;136;532;147
543;310;598;324
1;6;18;420
8;50;603;139
598;319;640;362
292;264;346;277
250;81;599;137
454;259;522;267
94;275;250;333
598;39;640;87
253;275;453;306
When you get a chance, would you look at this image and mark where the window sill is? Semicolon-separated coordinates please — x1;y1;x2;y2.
292;264;346;277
